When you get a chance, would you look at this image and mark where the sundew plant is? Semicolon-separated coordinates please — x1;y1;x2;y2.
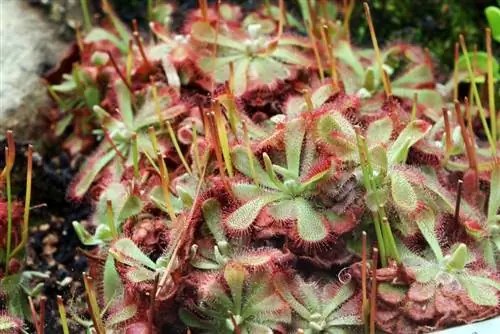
1;1;499;333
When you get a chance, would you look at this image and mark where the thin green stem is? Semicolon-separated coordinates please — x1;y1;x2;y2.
5;150;12;273
131;133;140;179
355;130;387;266
242;121;258;185
486;29;497;145
411;93;418;122
167;121;192;175
147;0;154;22
83;274;106;334
106;200;118;239
9;145;33;259
80;0;92;32
57;296;70;334
191;121;202;177
459;35;496;156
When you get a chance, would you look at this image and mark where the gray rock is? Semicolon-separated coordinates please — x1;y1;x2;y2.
0;0;70;141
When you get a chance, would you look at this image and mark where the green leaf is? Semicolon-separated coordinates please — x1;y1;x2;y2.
336;41;365;79
414;264;440;283
312;83;336;107
488;164;500;223
297;0;313;27
51;79;77;93
391;88;443;110
232;57;251;96
111;238;156;270
191;21;245;50
366;117;393;147
232;146;275;188
315;112;357;158
458;52;500;82
323;282;355;318
415;208;443;261
327;316;363;328
293;198;329;243
273;274;311;320
134;104;186;130
390;170;418;212
272;46;312;66
369;145;388;176
249;57;291;86
72;221;109;246
84;86;100;109
106;304;137;328
388;120;430;165
55;114;74;136
446;243;468;271
481;239;496;269
72;148;116;198
103;254;122;305
233;251;275;268
392;64;434;87
459;275;498;306
153;4;173;24
0;274;29;319
85;28;128;54
202;199;227;244
225;194;282;232
231;183;268;201
486;6;500;42
179;309;211;329
118;195;143;221
224;264;245;314
285;118;305;177
126;266;155;283
102;0;130;46
242;294;289;321
116;80;134;129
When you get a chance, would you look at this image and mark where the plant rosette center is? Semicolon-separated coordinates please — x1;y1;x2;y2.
243;24;269;55
308;312;327;331
225;314;243;331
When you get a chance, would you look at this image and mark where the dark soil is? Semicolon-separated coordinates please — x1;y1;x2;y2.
1;141;92;333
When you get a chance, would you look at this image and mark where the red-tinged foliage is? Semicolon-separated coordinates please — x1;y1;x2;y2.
8;1;497;333
0;201;23;250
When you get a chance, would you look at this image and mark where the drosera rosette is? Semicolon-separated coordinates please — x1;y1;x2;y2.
72;174;188;331
0;133;44;324
189;198;293;271
148;23;198;90
332;20;443;117
339;43;443;113
0;312;23;334
353;111;436;265
179;262;291;333
69;78;187;199
48;62;103;155
189;1;314;104
225;111;363;251
375;209;500;333
273;271;363;334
